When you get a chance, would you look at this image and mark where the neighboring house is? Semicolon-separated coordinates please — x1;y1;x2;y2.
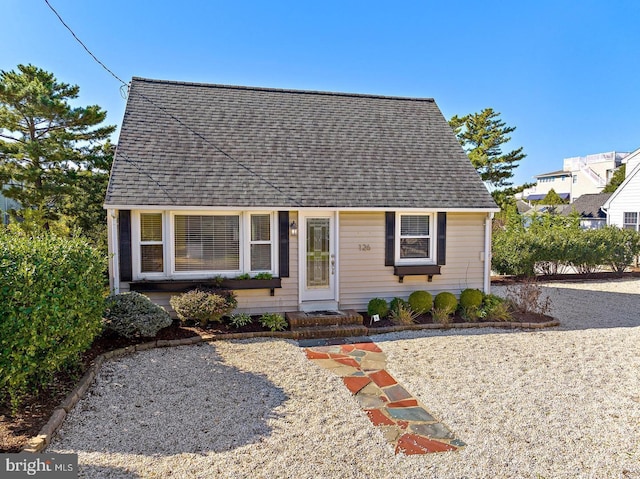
0;184;20;225
561;192;611;229
604;147;640;231
105;78;498;314
522;151;628;203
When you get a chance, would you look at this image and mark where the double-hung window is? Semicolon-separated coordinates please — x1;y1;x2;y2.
140;213;164;273
396;213;433;264
623;212;639;231
136;211;276;278
174;214;240;272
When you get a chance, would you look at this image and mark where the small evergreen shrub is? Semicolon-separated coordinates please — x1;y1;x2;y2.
367;298;389;318
433;292;458;315
390;302;419;325
389;297;409;314
0;231;105;409
460;288;484;321
408;290;433;314
259;313;287;331
229;312;253;328
104;292;172;338
170;289;237;326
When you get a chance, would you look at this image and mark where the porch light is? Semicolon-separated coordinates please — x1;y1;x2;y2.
290;220;298;236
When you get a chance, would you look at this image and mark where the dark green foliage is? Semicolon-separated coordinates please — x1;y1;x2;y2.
235;273;251;280
492;210;640;276
253;272;273;280
259;313;287;331
603;165;625;193
460;289;484;309
367;298;389;318
229;313;252;328
0;65;115;234
389;297;409;314
0;229;105;408
408;290;433;314
103;292;172;338
433;292;458;314
449;108;526;190
170;289;237;326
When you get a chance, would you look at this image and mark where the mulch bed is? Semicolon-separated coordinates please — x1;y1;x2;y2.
363;311;553;329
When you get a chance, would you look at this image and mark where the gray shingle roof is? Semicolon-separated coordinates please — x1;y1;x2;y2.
561;193;612;218
105;78;496;209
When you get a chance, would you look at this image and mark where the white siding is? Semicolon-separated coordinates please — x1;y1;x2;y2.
608;164;640;228
338;211;487;311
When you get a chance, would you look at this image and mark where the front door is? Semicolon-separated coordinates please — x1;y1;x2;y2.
300;213;336;302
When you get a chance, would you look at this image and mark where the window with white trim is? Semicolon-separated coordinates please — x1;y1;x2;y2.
174;215;240;272
623;212;639;231
249;214;272;271
140;213;164;273
396;213;434;264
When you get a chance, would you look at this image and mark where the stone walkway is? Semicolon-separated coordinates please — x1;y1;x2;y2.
301;339;465;455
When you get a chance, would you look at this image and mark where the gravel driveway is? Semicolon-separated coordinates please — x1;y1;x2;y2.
50;279;640;478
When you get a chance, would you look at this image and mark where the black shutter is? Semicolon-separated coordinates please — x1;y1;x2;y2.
385;212;395;266
278;211;290;278
437;212;447;266
118;210;133;282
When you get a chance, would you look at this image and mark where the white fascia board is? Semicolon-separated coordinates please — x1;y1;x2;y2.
104;204;500;213
603;160;640;209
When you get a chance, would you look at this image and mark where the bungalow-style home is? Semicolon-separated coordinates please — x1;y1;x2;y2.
105;78;498;314
561;192;611;229
604;147;640;231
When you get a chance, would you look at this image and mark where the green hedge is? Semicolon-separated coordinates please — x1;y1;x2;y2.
492;211;640;276
0;229;105;407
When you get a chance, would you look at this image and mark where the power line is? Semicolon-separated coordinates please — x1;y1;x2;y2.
44;0;127;86
44;0;302;207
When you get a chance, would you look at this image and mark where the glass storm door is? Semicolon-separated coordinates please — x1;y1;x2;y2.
301;214;336;302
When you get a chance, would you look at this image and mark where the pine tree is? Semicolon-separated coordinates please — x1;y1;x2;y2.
0;64;115;230
449;108;526;190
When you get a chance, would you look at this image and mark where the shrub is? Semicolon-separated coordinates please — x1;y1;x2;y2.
103;292;172;338
0;230;105;409
480;294;512;321
259;313;287;331
460;288;484;321
229;312;253;328
594;226;640;275
505;279;552;315
170;289;237;326
390;302;419;325
367;298;389;318
432;308;452;326
433;292;458;315
408;290;433;314
389;297;409;314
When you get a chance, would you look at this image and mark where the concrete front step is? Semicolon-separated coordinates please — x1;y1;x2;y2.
293;324;369;340
287;310;364;329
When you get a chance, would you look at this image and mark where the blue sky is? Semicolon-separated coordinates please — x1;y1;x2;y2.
3;0;639;186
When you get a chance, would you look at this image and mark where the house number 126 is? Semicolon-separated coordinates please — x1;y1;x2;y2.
359;244;371;251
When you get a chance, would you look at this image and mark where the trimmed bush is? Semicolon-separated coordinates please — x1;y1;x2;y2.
170;289;237;326
389;297;409;314
460;289;483;309
408;290;433;314
367;298;389;318
103;292;172;338
433;292;458;315
0;230;105;408
259;313;287;331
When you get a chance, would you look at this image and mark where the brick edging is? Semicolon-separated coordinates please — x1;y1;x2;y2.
21;318;559;453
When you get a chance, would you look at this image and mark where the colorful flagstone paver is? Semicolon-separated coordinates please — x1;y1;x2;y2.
303;340;465;455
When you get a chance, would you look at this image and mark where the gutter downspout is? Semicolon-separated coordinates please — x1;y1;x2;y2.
107;209;120;294
484;212;493;294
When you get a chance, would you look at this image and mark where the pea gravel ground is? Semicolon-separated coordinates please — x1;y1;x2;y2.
50;279;640;478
